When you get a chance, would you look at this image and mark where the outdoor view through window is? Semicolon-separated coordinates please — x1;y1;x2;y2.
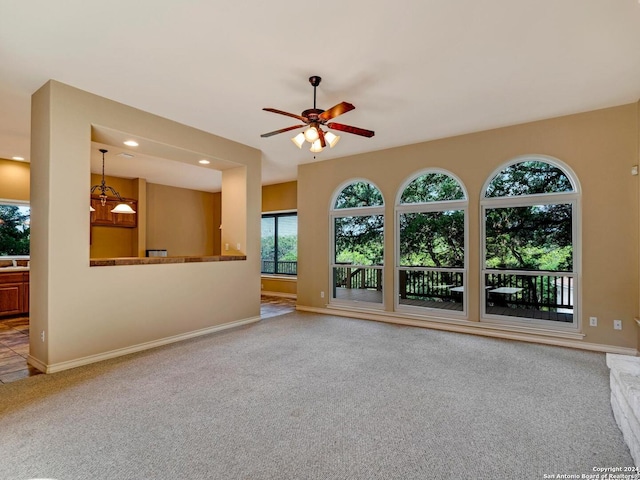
0;204;30;256
261;213;297;275
482;160;576;326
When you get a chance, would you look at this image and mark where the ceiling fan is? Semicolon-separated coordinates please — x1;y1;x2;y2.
261;76;375;153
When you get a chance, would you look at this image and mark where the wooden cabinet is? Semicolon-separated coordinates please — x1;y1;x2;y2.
90;196;137;228
0;271;29;317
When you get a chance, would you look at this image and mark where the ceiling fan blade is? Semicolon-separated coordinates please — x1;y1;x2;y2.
327;122;375;138
318;102;355;121
317;127;326;148
260;125;304;138
263;108;307;123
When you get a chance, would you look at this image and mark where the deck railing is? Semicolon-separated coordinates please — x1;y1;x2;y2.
333;265;382;290
261;260;297;275
398;269;464;301
329;264;575;321
484;271;574;312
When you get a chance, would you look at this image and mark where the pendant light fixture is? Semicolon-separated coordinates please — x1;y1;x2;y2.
90;149;136;214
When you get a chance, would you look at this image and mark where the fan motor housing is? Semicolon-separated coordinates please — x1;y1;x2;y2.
301;108;325;122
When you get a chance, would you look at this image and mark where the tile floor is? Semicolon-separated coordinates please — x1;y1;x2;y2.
0;295;296;385
0;316;41;384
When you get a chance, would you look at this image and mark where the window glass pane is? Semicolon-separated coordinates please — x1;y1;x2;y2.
261;214;297;275
485;161;573;198
276;215;297;275
399;211;464;268
332;266;383;304
398;269;464;311
334;215;384;265
484;272;574;323
334;182;383;209
400;173;464;203
261;217;276;274
0;204;30;256
485;204;573;271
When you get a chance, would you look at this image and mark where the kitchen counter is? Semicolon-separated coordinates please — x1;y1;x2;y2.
0;267;29;272
90;255;246;267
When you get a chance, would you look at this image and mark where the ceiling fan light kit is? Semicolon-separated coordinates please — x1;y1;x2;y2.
261;75;374;153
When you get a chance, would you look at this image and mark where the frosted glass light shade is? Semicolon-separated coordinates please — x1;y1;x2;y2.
110;203;136;214
303;126;319;143
291;133;305;148
310;139;324;153
324;131;341;148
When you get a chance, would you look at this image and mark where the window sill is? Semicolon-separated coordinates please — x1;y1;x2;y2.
261;274;297;281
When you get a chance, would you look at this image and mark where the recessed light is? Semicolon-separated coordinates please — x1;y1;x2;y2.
12;156;25;161
123;140;138;147
198;159;211;165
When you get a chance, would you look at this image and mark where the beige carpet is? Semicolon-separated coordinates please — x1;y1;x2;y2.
0;311;633;479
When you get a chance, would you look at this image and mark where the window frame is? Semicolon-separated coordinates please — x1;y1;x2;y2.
0;198;31;259
394;169;469;319
329;179;385;310
260;210;298;277
480;155;581;332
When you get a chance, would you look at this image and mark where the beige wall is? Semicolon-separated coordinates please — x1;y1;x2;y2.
146;183;214;256
30;80;262;370
261;181;298;297
298;103;639;351
0;158;30;201
262;181;297;212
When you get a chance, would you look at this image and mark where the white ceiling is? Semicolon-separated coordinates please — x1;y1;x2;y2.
1;1;640;191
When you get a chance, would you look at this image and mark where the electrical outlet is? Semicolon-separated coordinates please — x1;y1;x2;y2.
614;319;622;330
589;316;597;327
225;243;229;251
236;243;241;250
40;330;45;342
261;283;264;289
320;291;325;298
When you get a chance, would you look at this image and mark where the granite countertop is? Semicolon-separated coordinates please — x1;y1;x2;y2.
90;255;246;267
0;266;29;272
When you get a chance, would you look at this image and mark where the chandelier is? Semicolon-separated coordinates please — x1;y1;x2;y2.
90;149;135;214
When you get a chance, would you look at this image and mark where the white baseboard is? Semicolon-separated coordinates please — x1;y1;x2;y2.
28;316;261;374
296;305;639;356
261;291;297;299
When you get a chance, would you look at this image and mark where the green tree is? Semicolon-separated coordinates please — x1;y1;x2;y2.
484;162;573;272
485;204;572;271
335;215;384;265
0;206;30;255
399;210;464;268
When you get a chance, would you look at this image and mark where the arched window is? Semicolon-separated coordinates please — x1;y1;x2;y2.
330;180;384;307
481;157;579;329
396;170;468;316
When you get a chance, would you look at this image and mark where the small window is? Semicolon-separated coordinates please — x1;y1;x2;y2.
0;202;30;256
400;172;465;203
334;181;384;209
261;213;297;275
485;161;574;198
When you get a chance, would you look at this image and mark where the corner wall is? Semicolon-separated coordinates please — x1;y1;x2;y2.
0;158;30;201
298;103;639;352
261;181;297;297
30;80;261;370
